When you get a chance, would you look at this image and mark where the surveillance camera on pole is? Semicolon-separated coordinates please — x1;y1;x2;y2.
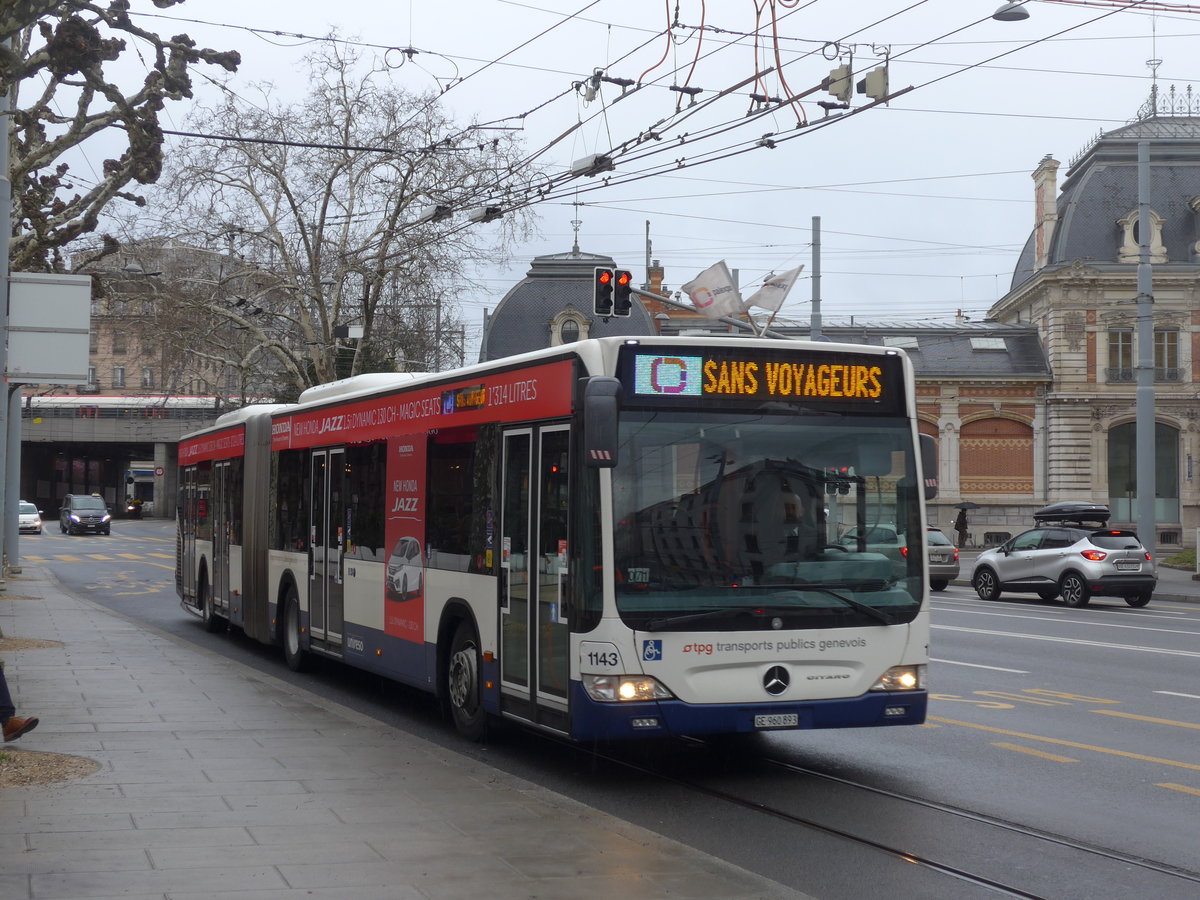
856;65;889;102
823;64;853;103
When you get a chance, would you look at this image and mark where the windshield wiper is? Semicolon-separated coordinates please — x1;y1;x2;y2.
643;606;779;631
762;584;899;626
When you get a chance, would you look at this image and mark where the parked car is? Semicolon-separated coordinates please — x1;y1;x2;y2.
970;502;1155;608
386;536;424;600
19;501;43;535
834;524;907;578
920;526;959;591
59;493;112;535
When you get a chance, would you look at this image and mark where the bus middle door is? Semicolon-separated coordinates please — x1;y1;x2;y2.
309;448;346;654
500;425;570;732
179;467;198;602
212;460;231;618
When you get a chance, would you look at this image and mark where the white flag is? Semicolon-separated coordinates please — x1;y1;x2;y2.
745;265;803;312
681;261;744;319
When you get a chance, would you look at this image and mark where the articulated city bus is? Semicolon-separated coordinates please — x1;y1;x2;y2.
177;336;935;741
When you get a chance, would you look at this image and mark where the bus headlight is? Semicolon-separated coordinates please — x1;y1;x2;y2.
869;665;926;692
582;674;674;702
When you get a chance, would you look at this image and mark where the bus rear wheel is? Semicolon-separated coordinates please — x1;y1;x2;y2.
447;620;487;742
200;574;224;633
283;588;311;672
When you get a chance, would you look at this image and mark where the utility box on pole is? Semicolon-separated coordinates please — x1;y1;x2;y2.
6;272;92;384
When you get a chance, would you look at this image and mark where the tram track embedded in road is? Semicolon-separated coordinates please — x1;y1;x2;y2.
544;732;1200;900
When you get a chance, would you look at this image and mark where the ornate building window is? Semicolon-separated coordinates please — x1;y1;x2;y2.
1116;208;1166;263
550;305;589;346
1106;329;1133;382
1154;329;1180;382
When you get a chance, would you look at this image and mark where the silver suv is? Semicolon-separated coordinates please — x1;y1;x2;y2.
970;503;1155;608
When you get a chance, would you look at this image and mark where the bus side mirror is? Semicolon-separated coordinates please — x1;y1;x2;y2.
919;433;938;501
581;376;622;468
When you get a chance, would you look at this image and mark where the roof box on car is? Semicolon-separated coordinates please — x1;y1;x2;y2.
1033;501;1111;526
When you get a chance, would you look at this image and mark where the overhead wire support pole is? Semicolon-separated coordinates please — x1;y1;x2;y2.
0;36;12;588
1135;141;1156;553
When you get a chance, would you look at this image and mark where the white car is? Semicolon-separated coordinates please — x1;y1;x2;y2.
386;536;424;600
19;501;43;534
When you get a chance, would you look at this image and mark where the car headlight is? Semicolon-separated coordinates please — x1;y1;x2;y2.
582;674;674;702
102;514;112;522
869;664;926;692
70;514;81;522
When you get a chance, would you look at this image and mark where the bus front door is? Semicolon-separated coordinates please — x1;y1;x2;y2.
309;448;346;654
500;425;570;731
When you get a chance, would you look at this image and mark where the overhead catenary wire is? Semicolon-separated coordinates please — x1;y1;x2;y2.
82;0;1161;316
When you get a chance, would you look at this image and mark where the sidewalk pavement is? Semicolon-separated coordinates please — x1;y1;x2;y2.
0;565;812;900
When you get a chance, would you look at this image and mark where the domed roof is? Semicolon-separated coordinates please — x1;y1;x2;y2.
479;247;657;361
1010;105;1200;290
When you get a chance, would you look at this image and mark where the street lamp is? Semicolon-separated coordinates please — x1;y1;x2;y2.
992;1;1030;20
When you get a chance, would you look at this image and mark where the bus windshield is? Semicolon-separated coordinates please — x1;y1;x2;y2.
611;409;923;631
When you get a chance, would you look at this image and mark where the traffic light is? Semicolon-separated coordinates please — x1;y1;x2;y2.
612;269;633;316
824;64;852;103
593;267;614;316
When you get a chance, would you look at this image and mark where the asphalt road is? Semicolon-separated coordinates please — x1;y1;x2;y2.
18;519;1200;900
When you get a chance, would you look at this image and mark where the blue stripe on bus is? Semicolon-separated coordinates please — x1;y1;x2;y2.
567;682;927;741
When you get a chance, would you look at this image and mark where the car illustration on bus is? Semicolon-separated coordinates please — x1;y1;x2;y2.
386;536;423;601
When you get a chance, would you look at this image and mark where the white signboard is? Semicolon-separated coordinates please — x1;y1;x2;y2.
6;272;92;384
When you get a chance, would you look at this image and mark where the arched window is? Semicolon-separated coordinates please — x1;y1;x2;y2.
550;307;588;346
959;418;1033;494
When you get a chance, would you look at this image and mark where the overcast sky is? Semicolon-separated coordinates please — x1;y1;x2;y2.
97;0;1200;352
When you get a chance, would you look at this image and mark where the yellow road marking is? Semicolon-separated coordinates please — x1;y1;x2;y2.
1025;689;1122;705
976;691;1072;707
54;555;84;562
147;553;175;559
992;742;1077;763
86;554;116;560
1092;710;1200;731
1157;783;1200;796
929;716;1200;772
116;553;144;559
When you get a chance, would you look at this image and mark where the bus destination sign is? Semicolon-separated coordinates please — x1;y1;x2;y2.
620;346;905;414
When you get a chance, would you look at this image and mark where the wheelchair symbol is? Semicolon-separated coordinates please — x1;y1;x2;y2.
642;640;662;662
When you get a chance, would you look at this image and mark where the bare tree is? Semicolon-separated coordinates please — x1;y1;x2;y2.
151;40;538;396
1;1;239;272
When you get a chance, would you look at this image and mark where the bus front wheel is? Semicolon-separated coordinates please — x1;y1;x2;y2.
447;620;487;742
